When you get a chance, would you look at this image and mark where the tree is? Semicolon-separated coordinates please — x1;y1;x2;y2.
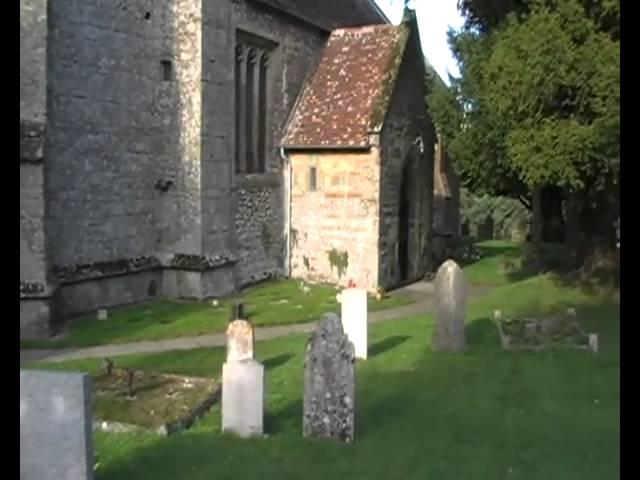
427;0;619;255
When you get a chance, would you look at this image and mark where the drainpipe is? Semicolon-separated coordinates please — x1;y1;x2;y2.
279;147;292;277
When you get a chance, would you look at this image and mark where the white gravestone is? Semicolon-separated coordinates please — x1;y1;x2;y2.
222;359;264;437
340;288;368;359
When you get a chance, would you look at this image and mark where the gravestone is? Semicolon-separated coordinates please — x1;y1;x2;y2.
226;319;255;362
20;370;94;480
221;359;264;437
222;319;264;437
303;313;356;442
432;259;466;352
340;288;368;359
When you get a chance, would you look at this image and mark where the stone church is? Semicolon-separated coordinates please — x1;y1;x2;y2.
20;0;459;339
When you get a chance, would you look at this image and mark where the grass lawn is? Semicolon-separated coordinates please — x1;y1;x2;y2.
461;240;571;287
31;272;620;480
20;279;413;350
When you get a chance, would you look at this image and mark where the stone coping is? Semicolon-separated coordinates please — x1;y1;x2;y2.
50;253;238;284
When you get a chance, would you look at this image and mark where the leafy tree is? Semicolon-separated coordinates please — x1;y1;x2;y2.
426;0;619;252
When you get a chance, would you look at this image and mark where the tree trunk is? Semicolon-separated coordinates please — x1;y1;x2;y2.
531;186;542;244
564;190;583;269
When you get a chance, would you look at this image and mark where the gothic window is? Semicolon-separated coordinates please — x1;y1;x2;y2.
234;31;276;174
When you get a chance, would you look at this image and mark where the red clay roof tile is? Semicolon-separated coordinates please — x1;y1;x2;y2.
282;23;409;148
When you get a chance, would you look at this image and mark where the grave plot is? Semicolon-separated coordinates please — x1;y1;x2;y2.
494;309;598;352
92;366;220;436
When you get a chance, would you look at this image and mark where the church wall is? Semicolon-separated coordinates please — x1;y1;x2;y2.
20;0;51;338
228;1;327;287
289;149;381;291
44;0;204;319
378;32;436;289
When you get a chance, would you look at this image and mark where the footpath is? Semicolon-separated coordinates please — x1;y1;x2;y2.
20;282;492;366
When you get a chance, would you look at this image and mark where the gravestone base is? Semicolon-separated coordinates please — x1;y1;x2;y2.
222;359;264;438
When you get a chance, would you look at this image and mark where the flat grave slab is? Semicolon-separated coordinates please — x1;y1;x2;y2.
92;368;220;435
494;309;598;353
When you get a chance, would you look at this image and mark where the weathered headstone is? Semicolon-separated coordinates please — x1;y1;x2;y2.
222;317;263;437
226;319;255;363
20;370;94;480
97;308;108;321
340;288;368;359
303;313;356;442
432;259;466;352
221;359;264;437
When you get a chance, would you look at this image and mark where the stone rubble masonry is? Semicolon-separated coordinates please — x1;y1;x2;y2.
19;0;328;337
20;369;94;480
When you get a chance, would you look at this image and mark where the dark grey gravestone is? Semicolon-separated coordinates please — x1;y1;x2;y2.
303;313;355;442
20;370;94;480
432;259;467;352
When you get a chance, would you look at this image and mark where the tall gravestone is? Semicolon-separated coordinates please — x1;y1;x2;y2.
432;259;466;352
340;288;368;359
222;320;264;437
20;370;94;480
303;313;356;442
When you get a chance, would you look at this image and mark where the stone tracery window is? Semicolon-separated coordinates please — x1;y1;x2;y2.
234;31;275;174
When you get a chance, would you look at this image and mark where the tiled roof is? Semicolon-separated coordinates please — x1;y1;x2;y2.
282;24;409;148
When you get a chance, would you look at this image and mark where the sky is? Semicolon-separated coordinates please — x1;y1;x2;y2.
374;0;465;84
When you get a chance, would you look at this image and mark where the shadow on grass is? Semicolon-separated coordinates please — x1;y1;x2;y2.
369;336;411;357
455;239;523;268
465;317;500;349
263;353;295;371
265;398;303;436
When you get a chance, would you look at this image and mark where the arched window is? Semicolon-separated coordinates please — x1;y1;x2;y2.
234;45;245;173
257;52;269;173
234;31;276;174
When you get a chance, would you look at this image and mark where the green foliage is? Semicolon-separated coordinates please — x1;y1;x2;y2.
483;0;620;191
461;189;530;240
428;0;619;241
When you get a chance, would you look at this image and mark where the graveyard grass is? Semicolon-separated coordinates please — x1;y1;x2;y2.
461;240;571;287
32;250;619;480
20;279;413;349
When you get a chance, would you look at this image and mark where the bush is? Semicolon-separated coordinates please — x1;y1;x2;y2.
461;189;530;241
